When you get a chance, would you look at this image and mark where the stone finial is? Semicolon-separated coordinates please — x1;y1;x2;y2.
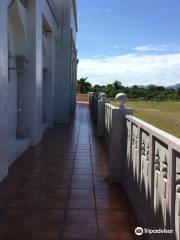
99;93;106;100
115;93;128;108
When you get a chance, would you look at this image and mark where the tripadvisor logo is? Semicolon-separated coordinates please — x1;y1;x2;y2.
135;227;174;235
135;227;143;236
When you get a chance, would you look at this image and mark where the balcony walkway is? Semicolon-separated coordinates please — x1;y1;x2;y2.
0;103;140;240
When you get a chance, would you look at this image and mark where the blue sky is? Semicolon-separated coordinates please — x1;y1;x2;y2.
77;0;180;86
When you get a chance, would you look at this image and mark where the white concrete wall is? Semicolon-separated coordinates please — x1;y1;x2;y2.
8;18;17;139
6;0;58;145
54;25;72;122
42;31;55;127
53;0;78;122
7;0;29;140
0;0;9;181
24;0;57;144
70;45;77;113
0;0;77;182
46;32;55;126
70;0;77;44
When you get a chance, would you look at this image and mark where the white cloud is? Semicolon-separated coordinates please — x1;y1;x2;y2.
135;44;180;52
111;45;120;49
77;53;180;86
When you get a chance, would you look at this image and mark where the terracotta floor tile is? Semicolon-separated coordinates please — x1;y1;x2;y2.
65;209;96;223
97;210;129;224
95;188;124;199
21;178;47;188
47;179;71;189
73;168;92;175
72;174;92;181
0;104;140;240
41;189;69;199
31;209;65;222
0;188;17;208
63;222;97;240
68;197;95;209
1;208;32;222
28;222;61;240
98;223;134;240
0;176;21;188
93;175;108;182
74;162;92;169
0;223;28;240
96;198;125;210
69;189;94;198
75;156;91;160
93;169;109;176
8;189;40;208
39;197;67;209
71;180;93;189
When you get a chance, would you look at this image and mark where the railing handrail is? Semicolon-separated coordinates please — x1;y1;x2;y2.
105;103;118;110
126;114;180;151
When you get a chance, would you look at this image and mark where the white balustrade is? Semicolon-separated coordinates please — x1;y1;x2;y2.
90;91;180;239
125;115;180;239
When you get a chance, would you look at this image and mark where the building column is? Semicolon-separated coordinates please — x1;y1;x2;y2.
54;26;72;123
46;32;56;127
0;0;8;180
25;0;43;145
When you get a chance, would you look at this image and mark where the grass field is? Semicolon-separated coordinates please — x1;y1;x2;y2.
111;101;180;138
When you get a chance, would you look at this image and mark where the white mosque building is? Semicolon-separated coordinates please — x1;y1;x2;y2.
0;0;78;182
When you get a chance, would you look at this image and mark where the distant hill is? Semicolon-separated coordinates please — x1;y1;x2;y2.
131;83;180;89
168;83;180;89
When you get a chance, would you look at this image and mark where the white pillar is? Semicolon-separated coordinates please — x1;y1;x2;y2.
109;107;133;183
44;32;55;127
0;0;8;181
25;0;43;145
54;26;72;123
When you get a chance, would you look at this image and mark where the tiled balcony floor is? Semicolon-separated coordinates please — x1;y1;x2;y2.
0;103;141;240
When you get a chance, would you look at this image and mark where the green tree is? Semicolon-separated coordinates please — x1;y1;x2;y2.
177;88;180;96
77;77;92;93
113;81;122;90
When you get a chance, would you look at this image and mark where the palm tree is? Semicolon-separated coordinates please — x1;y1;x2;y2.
77;77;92;93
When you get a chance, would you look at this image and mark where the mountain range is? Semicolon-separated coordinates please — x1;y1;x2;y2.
169;83;180;89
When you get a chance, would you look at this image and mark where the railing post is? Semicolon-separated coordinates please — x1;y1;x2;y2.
97;93;107;137
108;93;133;183
89;92;94;111
91;93;99;121
109;107;133;183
